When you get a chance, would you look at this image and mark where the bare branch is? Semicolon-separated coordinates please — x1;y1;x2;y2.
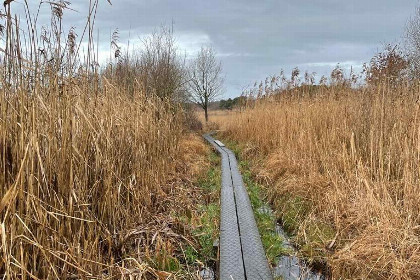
187;46;223;121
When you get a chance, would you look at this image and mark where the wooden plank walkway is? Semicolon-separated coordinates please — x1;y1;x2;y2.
204;134;273;280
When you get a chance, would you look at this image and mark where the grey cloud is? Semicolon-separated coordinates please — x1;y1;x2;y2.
11;0;419;97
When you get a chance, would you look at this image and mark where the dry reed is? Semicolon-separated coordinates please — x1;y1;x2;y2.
0;1;208;279
213;83;420;280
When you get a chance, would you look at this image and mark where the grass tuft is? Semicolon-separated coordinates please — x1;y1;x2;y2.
238;152;288;265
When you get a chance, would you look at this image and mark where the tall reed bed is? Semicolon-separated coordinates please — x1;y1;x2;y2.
0;1;203;279
1;77;186;278
215;83;420;279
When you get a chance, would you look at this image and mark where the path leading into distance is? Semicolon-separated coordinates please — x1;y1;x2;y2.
204;133;272;280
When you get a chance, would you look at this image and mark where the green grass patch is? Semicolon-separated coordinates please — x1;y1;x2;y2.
239;160;288;265
277;194;311;234
183;151;221;266
194;203;219;261
276;194;335;262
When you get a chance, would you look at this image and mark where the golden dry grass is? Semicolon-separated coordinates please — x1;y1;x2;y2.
0;76;212;278
212;84;420;280
0;1;215;278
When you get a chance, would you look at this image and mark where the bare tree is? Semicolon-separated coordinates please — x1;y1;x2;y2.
188;46;223;122
140;27;187;102
406;6;420;79
102;26;187;102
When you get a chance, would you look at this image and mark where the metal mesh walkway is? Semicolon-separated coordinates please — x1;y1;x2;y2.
204;134;273;280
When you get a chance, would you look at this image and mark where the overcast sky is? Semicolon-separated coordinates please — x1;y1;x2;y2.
11;0;420;98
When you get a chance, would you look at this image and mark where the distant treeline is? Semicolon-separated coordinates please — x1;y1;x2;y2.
218;96;247;110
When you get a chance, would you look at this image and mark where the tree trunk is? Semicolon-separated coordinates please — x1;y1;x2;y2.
204;95;209;122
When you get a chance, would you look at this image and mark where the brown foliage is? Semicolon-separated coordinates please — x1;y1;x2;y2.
364;44;409;86
213;82;420;280
0;2;207;279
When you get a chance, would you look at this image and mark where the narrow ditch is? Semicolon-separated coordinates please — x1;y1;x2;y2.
273;225;325;280
257;205;325;280
256;205;326;280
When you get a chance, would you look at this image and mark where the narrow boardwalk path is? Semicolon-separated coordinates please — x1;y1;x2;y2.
204;134;272;280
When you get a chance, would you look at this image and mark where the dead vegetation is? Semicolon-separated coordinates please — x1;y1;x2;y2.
0;1;210;279
212;80;420;279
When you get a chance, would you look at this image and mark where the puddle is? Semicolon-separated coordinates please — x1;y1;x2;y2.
199;267;215;280
256;206;325;279
273;225;325;280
